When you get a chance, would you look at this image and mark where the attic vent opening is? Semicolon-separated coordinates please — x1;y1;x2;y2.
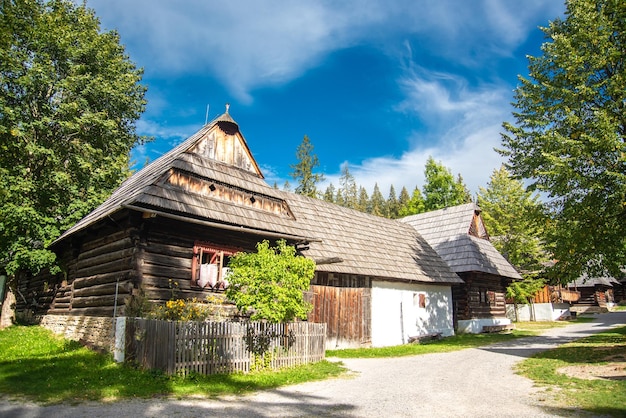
164;169;295;219
217;121;239;135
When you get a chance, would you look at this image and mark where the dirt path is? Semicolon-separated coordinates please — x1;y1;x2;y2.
2;311;625;418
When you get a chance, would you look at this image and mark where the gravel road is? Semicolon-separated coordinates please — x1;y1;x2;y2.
2;311;625;418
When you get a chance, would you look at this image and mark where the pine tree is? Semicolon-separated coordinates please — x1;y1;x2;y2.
337;164;358;209
500;0;626;280
323;183;336;203
357;186;370;213
398;186;411;215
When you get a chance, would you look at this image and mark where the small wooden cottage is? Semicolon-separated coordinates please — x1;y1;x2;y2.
401;203;522;333
16;106;462;349
566;275;620;310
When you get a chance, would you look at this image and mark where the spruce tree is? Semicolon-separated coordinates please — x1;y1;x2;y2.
290;135;324;198
386;185;399;218
370;183;386;217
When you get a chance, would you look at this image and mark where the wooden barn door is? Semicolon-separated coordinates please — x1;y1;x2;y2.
308;285;371;349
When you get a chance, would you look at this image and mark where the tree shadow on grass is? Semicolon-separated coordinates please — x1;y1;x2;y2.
0;337;350;416
0;350;173;403
0;347;356;417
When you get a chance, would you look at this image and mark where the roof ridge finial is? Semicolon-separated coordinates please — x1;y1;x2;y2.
225;103;230;114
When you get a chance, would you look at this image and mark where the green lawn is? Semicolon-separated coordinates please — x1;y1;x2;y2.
327;332;521;358
516;325;626;417
326;319;590;358
0;325;346;404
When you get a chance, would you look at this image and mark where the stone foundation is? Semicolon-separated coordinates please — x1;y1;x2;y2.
0;289;16;329
40;314;116;353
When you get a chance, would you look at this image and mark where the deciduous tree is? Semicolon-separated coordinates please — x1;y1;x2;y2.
422;157;471;211
506;277;547;322
398;187;425;217
477;166;548;275
0;0;147;276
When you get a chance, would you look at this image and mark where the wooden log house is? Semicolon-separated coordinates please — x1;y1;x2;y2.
566;275;621;309
16;105;462;349
401;203;522;333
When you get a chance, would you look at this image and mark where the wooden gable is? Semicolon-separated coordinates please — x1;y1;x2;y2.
468;210;489;240
188;110;263;178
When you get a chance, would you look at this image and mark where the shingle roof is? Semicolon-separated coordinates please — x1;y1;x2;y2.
282;192;462;284
53;111;461;285
568;275;620;288
401;203;522;280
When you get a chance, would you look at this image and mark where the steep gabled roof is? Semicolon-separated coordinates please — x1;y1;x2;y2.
401;203;522;280
52;108;461;285
283;192;462;284
54;108;306;244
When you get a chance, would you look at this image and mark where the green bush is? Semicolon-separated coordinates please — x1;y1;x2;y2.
150;298;206;321
226;240;315;323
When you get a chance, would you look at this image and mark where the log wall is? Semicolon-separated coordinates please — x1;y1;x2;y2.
453;272;508;321
16;210;269;318
16;216;138;317
136;217;259;306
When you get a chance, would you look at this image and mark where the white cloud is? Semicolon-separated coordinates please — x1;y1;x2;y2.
130;119;202;167
322;66;512;197
87;0;386;102
86;0;562;102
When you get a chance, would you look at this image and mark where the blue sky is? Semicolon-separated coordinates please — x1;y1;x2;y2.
85;0;564;197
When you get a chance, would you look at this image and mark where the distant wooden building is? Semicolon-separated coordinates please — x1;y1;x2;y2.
17;106;461;349
401;203;522;333
567;275;620;309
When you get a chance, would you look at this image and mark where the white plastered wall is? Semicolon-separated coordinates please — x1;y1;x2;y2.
506;303;571;322
456;317;511;334
370;280;454;347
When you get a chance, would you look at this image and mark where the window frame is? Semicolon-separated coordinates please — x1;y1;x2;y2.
191;241;239;290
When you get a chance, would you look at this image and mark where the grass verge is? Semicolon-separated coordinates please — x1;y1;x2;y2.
326;318;590;358
0;325;346;404
516;325;626;417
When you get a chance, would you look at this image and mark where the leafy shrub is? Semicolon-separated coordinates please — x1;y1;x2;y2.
225;240;315;323
151;298;212;322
